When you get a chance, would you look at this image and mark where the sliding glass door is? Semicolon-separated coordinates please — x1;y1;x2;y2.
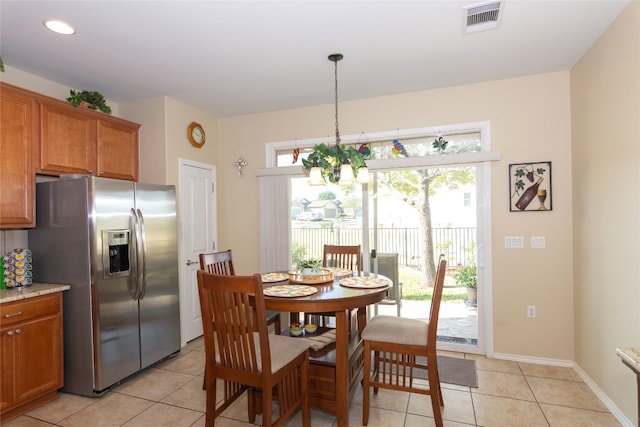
367;166;480;352
274;121;492;354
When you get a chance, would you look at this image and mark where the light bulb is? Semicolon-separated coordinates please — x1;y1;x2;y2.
355;166;369;184
338;163;354;185
308;166;325;186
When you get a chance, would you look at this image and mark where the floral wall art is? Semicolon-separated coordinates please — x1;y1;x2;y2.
509;161;552;212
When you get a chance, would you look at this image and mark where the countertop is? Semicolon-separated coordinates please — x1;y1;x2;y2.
617;348;640;374
0;283;70;304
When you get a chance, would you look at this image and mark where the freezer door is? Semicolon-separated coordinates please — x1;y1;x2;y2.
92;177;141;392
28;178;96;396
134;183;181;368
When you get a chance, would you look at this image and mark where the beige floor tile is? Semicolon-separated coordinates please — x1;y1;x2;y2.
283;408;335;427
519;362;582;381
349;402;406;427
121;402;202;427
25;392;96;423
408;388;476;425
540;404;623;427
526;376;608;411
473;370;536;401
57;392;153;427
160;376;207;412
465;354;521;374
159;350;205;376
199;415;253;426
112;367;196;401
354;384;411;412
405;413;473;427
473;393;548;427
0;416;53;427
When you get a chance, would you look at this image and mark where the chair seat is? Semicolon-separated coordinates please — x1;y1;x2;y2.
212;333;310;373
362;315;428;347
263;334;311;373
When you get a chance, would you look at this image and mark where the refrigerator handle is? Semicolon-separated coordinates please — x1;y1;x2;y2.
136;208;148;299
129;208;140;300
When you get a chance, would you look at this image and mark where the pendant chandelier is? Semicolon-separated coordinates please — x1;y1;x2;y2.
303;54;369;186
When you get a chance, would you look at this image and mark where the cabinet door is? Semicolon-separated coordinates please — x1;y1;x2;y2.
96;119;139;181
13;314;63;404
39;103;97;175
0;327;16;411
0;87;36;228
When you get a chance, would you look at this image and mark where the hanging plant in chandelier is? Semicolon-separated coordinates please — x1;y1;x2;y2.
302;54;370;185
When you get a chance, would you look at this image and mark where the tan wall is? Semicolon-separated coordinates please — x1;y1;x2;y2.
571;1;640;422
218;71;575;360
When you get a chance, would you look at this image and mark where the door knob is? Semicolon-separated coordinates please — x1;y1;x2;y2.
186;259;199;266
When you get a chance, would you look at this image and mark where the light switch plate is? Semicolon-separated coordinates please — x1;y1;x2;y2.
505;236;524;249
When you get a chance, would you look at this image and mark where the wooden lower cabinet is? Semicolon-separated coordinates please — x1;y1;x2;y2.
306;330;364;414
0;293;63;422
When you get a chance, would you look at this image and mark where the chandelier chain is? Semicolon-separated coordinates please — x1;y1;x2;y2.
334;56;341;146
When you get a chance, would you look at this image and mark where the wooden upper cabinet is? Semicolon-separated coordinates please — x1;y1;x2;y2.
39;103;96;175
0;84;37;228
37;101;140;181
96;119;139;181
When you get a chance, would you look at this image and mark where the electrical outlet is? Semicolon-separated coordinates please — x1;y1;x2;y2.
527;305;536;318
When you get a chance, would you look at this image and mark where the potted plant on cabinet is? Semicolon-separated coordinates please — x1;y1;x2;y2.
66;89;112;114
454;263;477;305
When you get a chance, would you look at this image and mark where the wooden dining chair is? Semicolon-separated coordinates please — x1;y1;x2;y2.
322;244;362;271
305;244;362;327
199;250;281;334
361;254;447;427
197;271;311;427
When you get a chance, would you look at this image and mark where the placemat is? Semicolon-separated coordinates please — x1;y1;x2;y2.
263;285;318;297
339;276;391;289
326;267;354;278
261;272;289;283
303;329;336;350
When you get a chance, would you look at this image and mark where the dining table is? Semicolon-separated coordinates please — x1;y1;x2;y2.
261;269;391;427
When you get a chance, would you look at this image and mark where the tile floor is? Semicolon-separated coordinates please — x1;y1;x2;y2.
3;336;622;427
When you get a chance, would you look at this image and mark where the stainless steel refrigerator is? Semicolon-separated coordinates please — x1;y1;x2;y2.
28;176;180;396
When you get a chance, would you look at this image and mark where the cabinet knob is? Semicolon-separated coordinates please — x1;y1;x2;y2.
7;330;14;336
98;171;104;175
88;169;94;173
14;328;22;334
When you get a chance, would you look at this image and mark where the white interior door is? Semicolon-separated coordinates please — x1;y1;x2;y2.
179;159;216;346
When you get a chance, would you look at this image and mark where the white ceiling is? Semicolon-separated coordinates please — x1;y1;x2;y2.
0;0;630;118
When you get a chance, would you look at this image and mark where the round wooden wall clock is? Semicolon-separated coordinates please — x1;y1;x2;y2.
187;122;205;148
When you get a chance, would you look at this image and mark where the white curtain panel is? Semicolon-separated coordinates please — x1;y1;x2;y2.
259;175;291;272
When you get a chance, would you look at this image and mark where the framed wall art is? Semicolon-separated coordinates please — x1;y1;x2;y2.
509;161;552;212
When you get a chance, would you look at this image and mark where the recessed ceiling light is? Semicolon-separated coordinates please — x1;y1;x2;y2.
44;20;76;35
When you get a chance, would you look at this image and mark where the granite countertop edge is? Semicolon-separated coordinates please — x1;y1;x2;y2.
0;283;71;304
617;347;640;373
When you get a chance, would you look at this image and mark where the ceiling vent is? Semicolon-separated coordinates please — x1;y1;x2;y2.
463;1;503;34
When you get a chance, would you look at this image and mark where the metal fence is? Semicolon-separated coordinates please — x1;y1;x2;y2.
292;227;476;267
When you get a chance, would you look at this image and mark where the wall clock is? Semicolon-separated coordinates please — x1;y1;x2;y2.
187;122;205;148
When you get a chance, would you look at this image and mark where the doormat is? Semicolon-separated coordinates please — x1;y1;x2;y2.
437;355;478;388
370;355;478;388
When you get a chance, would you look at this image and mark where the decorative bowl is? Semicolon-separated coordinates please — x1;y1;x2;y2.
304;324;317;334
290;326;303;336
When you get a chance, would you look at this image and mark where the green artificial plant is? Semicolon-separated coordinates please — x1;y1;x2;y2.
66;89;112;114
297;258;323;272
301;143;369;184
